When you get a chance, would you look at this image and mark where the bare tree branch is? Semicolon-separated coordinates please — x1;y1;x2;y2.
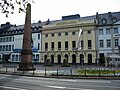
0;0;35;17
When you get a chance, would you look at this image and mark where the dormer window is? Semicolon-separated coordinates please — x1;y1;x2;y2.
101;18;107;24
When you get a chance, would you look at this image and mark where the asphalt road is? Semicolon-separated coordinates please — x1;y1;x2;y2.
0;74;120;90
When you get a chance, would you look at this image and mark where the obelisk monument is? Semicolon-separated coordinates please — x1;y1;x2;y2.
18;3;35;70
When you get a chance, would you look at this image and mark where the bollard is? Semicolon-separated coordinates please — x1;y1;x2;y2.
13;66;16;73
57;69;58;76
6;67;8;72
99;69;101;76
45;68;46;77
70;69;72;76
114;70;116;76
85;69;86;76
23;71;25;74
33;70;35;76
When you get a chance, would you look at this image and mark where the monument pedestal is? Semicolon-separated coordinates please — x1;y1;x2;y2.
17;63;36;71
17;50;36;71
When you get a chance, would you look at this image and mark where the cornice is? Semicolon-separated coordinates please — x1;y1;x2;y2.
43;23;95;31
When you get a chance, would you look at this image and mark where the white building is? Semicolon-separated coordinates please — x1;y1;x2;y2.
96;12;120;66
0;22;42;63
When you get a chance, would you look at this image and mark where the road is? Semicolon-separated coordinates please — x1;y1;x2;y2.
0;74;120;90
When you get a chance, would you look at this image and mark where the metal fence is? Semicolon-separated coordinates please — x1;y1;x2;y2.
0;64;120;77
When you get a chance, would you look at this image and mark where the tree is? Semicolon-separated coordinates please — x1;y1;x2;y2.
0;0;35;17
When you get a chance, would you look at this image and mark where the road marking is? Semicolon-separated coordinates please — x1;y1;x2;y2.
77;80;111;83
46;86;66;89
0;86;28;90
46;85;94;90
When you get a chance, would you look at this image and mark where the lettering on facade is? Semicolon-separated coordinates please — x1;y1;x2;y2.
56;21;77;25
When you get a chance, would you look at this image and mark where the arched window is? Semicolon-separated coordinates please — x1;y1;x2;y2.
51;54;54;64
72;54;76;64
80;54;84;65
58;54;61;64
64;54;68;60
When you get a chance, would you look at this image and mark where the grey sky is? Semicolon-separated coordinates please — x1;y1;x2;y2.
0;0;120;25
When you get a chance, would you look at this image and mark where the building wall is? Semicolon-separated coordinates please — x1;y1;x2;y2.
41;19;96;65
0;23;42;63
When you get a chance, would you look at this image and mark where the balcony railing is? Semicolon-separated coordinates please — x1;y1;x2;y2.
65;48;68;50
58;48;61;51
88;47;92;49
45;48;48;51
51;48;54;51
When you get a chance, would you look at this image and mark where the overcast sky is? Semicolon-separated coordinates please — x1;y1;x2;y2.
0;0;120;25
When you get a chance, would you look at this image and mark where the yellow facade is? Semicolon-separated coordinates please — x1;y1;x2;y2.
41;19;96;65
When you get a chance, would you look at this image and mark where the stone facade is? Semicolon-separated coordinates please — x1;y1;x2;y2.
41;18;96;65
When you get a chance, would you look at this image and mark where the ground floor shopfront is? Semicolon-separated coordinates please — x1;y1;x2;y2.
41;50;96;65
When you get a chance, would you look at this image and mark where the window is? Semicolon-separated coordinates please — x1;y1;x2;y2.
45;42;48;51
114;28;118;34
9;37;12;42
38;34;40;39
6;45;8;51
3;45;5;51
114;39;119;47
72;32;75;35
65;32;68;36
58;42;61;50
16;55;18;62
36;54;39;61
99;29;103;35
51;42;54;51
0;46;2;51
106;28;111;34
0;38;1;42
58;33;61;36
9;45;11;51
88;30;91;34
88;40;92;49
81;40;84;49
106;39;111;47
12;45;14;51
3;38;5;42
6;37;8;42
13;37;14;41
72;41;76;49
65;41;68;50
38;43;40;50
51;33;54;37
12;55;15;61
99;40;104;47
45;34;48;37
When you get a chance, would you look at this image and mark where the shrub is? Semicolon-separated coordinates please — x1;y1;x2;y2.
61;58;70;67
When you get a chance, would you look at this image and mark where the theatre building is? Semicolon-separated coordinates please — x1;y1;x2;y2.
41;14;96;65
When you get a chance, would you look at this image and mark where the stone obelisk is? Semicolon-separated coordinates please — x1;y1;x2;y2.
18;3;35;70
